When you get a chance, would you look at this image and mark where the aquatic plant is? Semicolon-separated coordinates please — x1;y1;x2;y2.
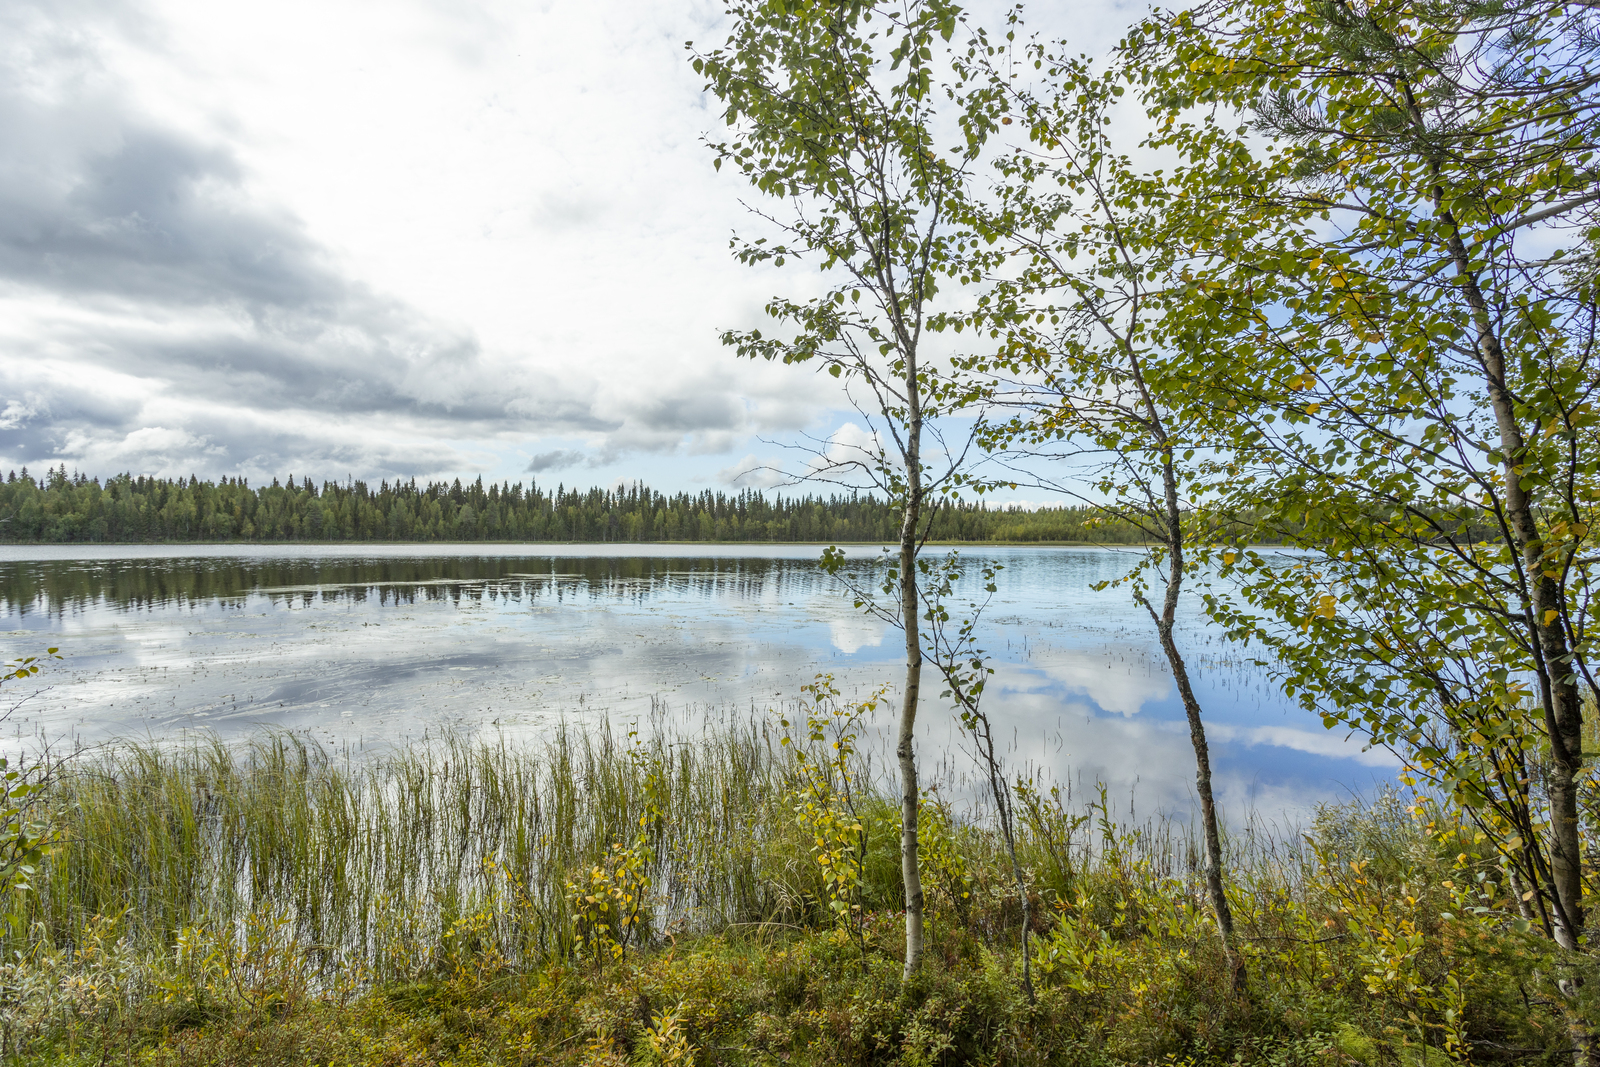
0;726;1584;1064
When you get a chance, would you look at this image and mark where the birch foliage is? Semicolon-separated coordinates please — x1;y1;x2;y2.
1129;0;1600;954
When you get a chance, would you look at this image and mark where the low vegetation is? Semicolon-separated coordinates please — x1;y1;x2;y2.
0;703;1588;1065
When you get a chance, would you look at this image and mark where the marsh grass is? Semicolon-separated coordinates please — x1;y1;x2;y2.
23;724;1241;971
22;725;806;976
2;726;1584;1065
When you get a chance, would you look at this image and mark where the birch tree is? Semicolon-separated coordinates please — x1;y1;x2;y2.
691;0;1000;977
1122;0;1600;1038
955;48;1250;990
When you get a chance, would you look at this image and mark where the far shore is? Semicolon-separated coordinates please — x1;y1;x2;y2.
0;538;1160;549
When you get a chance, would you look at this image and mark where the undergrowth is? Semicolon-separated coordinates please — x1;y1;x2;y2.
0;696;1591;1064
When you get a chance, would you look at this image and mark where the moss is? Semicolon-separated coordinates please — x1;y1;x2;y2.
1333;1023;1379;1064
9;916;1568;1067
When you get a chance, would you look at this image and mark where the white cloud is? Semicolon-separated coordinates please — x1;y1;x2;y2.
791;422;889;487
1208;722;1402;769
829;615;886;654
0;402;37;431
63;425;222;471
0;0;1142;488
991;647;1172;718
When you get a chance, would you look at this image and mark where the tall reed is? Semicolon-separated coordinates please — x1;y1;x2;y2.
23;725;1241;975
24;725;797;979
12;726;1562;1065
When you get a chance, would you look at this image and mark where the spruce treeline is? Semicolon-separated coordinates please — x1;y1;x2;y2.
0;465;1142;544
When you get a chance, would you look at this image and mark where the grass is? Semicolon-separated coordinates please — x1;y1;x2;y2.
24;725;795;973
0;714;1591;1065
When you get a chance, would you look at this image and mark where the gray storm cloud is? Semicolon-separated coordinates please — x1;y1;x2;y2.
0;0;841;486
525;449;587;473
0;4;599;480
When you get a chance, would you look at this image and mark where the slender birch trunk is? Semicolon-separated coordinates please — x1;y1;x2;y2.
1445;231;1590;1065
1144;456;1246;991
1121;339;1246;990
1440;219;1586;950
898;351;926;979
1404;67;1587;949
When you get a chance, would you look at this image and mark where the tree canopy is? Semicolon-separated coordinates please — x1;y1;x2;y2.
0;466;1141;545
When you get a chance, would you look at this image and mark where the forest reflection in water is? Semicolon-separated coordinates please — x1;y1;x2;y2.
0;551;839;615
0;543;1397;816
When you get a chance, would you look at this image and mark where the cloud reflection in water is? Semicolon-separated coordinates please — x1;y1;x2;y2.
0;543;1399;817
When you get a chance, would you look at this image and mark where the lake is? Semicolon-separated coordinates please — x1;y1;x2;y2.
0;543;1396;816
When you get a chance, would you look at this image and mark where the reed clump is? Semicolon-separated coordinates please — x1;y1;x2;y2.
22;724;801;975
0;720;1585;1065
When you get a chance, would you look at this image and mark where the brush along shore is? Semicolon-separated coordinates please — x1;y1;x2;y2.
0;716;1586;1065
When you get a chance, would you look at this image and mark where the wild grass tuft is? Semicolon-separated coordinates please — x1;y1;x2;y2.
22;725;807;978
1;724;1586;1064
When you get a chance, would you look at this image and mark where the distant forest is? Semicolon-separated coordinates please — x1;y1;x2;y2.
0;465;1145;544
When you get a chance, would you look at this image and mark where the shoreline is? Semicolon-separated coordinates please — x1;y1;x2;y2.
0;538;1159;549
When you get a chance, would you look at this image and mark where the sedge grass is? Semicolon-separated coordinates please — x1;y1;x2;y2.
4;726;1580;1065
22;724;1240;973
24;725;801;977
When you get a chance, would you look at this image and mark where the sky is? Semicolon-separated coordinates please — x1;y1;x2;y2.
0;0;1133;496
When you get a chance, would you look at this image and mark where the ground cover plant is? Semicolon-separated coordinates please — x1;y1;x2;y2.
0;702;1590;1065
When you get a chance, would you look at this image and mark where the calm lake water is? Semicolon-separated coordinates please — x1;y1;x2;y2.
0;543;1396;815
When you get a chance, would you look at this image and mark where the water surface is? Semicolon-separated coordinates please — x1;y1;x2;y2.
0;543;1395;814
